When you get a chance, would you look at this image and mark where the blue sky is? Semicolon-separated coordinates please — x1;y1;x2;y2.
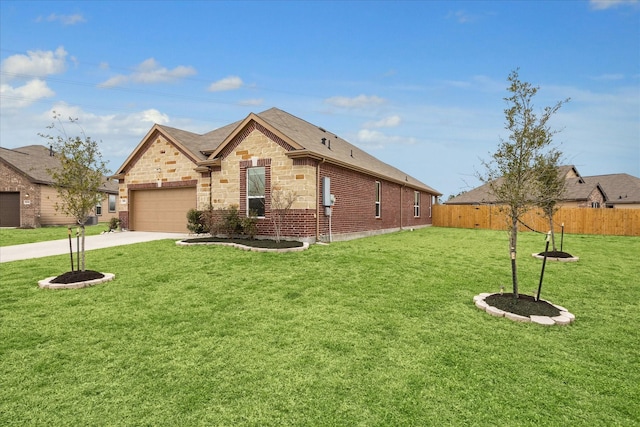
1;0;638;199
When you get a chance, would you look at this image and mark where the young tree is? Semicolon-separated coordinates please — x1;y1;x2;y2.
40;112;110;271
535;148;566;252
480;70;568;298
270;185;298;243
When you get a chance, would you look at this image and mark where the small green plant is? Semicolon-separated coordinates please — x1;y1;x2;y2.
186;208;205;234
108;217;120;232
222;205;243;238
241;210;259;239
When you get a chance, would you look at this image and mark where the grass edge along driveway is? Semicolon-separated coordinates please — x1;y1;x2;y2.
1;227;638;426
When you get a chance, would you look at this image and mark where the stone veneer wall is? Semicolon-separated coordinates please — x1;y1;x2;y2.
118;133;207;229
210;128;317;212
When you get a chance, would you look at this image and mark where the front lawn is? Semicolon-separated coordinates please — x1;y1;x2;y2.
1;227;638;426
0;223;112;246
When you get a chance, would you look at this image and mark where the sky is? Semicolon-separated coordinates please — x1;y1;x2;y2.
1;0;638;199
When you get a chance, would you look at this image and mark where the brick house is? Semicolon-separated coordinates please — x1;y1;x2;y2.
113;108;441;241
0;145;119;228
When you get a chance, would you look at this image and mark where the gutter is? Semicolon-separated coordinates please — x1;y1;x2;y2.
287;150;442;196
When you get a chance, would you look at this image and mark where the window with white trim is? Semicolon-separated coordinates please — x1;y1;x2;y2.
247;167;266;217
414;191;420;217
375;181;381;218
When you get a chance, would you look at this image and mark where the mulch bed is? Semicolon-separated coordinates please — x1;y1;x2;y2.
51;270;105;284
484;293;561;317
537;251;574;258
182;237;304;249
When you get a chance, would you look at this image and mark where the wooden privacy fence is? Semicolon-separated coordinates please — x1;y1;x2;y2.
432;205;640;237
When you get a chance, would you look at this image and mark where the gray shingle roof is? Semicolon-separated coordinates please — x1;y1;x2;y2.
0;145;118;193
151;108;440;195
445;165;638;206
584;173;640;205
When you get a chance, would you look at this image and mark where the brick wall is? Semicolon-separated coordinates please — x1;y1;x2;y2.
317;162;433;241
0;162;40;227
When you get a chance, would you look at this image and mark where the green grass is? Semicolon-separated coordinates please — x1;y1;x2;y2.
0;223;112;246
1;227;638;426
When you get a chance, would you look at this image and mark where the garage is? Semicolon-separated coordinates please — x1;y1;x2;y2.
130;187;196;233
0;192;20;227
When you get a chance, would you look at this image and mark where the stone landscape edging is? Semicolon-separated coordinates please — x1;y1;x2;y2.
176;240;309;253
38;273;115;290
473;292;575;326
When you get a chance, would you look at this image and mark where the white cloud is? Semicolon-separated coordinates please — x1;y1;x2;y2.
447;10;477;24
589;0;639;9
37;13;86;25
325;94;386;109
238;98;264;106
1;46;67;80
364;115;402;128
99;58;196;87
208;76;243;92
36;103;172;169
0;79;55;109
590;73;625;81
354;129;417;149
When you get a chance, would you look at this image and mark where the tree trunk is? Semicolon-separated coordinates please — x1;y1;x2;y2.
549;216;557;252
80;225;86;271
510;217;519;298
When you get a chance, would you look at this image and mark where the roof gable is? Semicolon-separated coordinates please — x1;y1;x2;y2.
115;124;205;175
205;112;304;161
0;145;117;193
584;173;640;204
0;145;61;184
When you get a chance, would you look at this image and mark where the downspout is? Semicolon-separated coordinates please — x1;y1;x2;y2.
316;158;326;242
208;168;213;207
400;184;404;230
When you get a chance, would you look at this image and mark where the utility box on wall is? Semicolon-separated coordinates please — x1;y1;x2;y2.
322;177;331;207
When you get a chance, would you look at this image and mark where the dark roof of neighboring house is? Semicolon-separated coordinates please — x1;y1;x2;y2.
0;145;118;193
584;173;640;205
119;108;441;195
445;165;604;205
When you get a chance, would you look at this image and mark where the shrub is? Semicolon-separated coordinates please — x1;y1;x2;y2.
241;210;259;239
222;205;243;237
108;217;121;231
186;208;205;234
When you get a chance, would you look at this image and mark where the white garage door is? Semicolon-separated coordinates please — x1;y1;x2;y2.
130;187;196;233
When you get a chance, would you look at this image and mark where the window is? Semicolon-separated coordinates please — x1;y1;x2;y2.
414;191;420;217
591;201;600;208
247;167;266;217
95;201;102;216
375;181;381;218
108;194;117;213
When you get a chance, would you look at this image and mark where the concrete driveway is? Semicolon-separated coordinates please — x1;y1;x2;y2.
0;231;189;263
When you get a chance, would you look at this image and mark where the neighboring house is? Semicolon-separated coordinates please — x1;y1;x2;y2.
113;107;441;241
0;145;118;227
446;165;607;208
584;173;640;209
